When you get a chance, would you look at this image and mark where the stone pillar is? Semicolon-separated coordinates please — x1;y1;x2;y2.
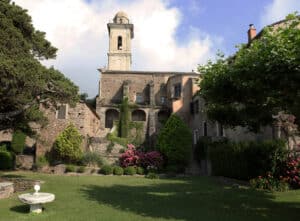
123;80;130;98
149;81;155;106
147;110;156;147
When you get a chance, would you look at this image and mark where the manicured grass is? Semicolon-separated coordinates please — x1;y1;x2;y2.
0;172;300;221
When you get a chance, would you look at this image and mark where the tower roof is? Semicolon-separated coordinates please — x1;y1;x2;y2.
113;11;129;24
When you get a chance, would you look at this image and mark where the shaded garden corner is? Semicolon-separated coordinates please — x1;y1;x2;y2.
81;177;300;221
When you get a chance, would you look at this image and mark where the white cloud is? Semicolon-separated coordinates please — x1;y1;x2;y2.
261;0;300;26
14;0;219;96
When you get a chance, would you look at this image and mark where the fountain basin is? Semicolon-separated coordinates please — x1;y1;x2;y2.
18;192;55;213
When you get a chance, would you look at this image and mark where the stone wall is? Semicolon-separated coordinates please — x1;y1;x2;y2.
36;102;100;157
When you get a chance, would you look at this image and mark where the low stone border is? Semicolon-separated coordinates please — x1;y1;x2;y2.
0;182;14;199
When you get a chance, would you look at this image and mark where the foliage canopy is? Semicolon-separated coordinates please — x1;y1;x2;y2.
0;0;79;131
198;13;300;131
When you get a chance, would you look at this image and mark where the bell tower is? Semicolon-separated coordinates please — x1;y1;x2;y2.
107;11;134;70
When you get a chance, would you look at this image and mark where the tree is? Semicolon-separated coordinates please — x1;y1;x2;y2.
157;114;192;172
53;124;83;163
0;0;79;131
118;97;130;138
198;13;300;132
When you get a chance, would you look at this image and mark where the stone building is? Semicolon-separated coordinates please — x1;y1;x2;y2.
96;11;199;145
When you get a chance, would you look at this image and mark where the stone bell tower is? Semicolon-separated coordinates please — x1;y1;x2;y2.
107;11;134;70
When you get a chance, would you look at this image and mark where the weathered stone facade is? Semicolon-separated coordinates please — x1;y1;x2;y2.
35;101;100;156
96;12;199;146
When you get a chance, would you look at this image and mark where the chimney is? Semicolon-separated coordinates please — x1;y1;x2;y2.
247;24;256;43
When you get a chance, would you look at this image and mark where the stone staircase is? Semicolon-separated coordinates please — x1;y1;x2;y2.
88;136;124;164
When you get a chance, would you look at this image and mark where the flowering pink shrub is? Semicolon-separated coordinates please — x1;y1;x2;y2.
281;157;300;189
119;144;163;169
139;151;163;170
119;144;141;167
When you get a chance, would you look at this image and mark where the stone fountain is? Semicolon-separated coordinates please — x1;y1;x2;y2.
18;184;55;213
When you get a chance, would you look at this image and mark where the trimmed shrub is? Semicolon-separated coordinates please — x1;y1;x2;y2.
124;166;136;175
82;152;104;167
208;139;287;180
100;165;113;175
0;151;13;170
136;166;144;175
77;166;86;173
11;130;26;154
65;164;76;173
53;124;83;163
157;114;192;172
113;166;124;175
145;172;159;179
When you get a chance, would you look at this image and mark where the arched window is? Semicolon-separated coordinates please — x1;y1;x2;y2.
132;110;146;121
117;36;122;50
105;109;119;128
158;110;169;123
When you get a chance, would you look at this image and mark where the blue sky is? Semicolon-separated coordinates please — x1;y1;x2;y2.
15;0;300;96
170;0;274;54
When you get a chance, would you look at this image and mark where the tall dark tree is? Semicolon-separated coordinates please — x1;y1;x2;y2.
198;13;300;132
0;0;79;131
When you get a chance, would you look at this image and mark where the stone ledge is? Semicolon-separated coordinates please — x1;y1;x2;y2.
0;182;14;199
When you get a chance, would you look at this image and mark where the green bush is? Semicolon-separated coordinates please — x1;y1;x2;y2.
0;151;13;170
124;166;136;175
65;165;76;173
157;114;192;172
77;166;86;173
136;166;144;175
11;130;26;154
145;172;159;179
100;165;113;175
208;139;287;180
34;156;49;169
53;124;83;163
82;152;104;167
113;166;124;175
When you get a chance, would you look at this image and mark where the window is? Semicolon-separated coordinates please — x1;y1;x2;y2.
193;130;199;145
135;93;144;104
203;122;207;136
173;83;181;98
132;110;146;121
217;123;225;137
57;105;67;119
190;102;194;114
161;96;166;104
117;36;122;50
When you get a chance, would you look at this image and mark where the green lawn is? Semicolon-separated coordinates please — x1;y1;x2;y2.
0;172;299;221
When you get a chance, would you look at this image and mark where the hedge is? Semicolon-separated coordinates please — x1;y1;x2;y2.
205;139;287;180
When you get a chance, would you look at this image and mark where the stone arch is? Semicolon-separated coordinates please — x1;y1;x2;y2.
132;109;146;121
105;109;119;128
157;110;170;123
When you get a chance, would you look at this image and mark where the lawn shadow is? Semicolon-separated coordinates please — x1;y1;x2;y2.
10;205;29;214
81;177;300;221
